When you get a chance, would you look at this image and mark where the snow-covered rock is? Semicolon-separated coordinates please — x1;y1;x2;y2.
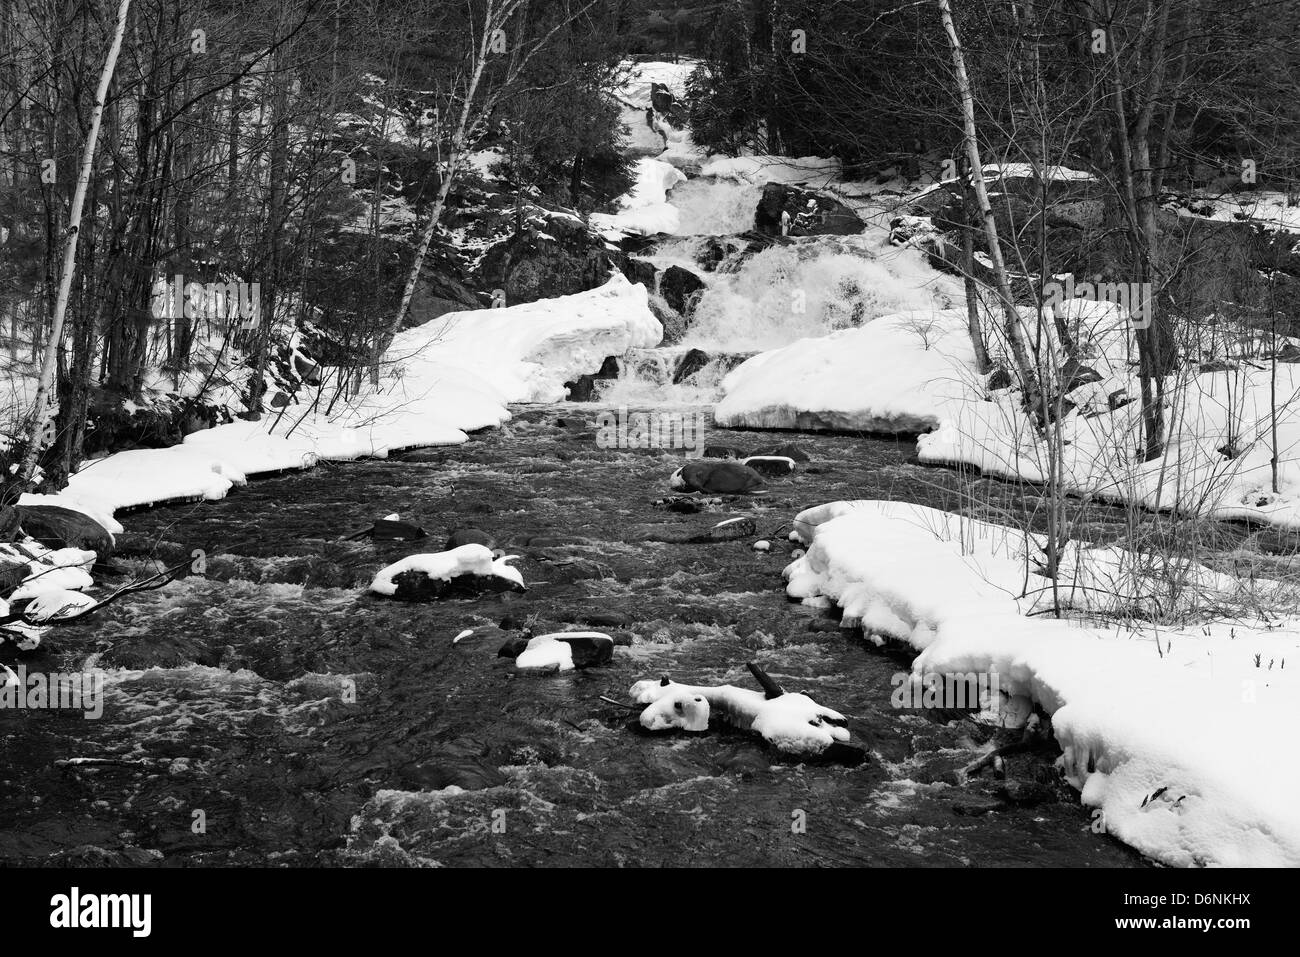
513;631;614;672
716;310;977;432
630;677;851;755
22;589;97;622
369;545;524;600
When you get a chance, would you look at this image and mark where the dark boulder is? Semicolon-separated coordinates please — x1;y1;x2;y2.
445;528;496;551
672;348;712;384
987;368;1015;391
498;631;614;668
671;460;765;495
658;265;706;318
650;82;676;115
497;635;531;658
565;355;620;402
650;297;685;345
0;555;27;594
555;632;615;668
755;183;864;236
612;252;657;290
17;505;115;557
742;455;796;478
370;519;428;543
1061;357;1102;393
478;215;613;305
389;568;522;602
0;505;20;543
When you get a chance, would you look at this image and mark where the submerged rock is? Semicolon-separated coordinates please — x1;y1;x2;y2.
703;445;745;460
749;442;810;463
445;528;496;551
697;516;756;542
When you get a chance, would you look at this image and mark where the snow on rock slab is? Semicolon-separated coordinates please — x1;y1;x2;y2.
391;273;662;404
369;545;524;602
64;445;245;512
629;676;856;758
3;543;96;602
715;310;978;433
512;631;615;672
783;498;1300;867
21;589;97;623
699;154;842;188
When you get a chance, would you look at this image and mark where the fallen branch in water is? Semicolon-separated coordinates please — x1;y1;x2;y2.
0;555;195;628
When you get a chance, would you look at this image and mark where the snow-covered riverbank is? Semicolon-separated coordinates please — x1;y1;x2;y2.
785;499;1300;867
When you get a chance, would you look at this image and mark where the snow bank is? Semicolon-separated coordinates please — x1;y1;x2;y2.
26;276;657;519
699;155;842;187
715;310;976;431
392;273;661;403
785;499;1300;867
918;346;1300;530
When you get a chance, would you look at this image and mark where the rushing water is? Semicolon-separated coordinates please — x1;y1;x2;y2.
0;409;1150;866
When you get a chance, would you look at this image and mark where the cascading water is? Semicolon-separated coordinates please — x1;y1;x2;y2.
598;172;967;404
679;233;964;351
659;177;764;235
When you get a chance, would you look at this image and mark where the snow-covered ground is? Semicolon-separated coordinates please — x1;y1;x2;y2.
26;274;659;521
785;499;1300;867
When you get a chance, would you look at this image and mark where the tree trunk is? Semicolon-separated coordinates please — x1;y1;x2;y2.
937;0;1039;404
19;0;132;486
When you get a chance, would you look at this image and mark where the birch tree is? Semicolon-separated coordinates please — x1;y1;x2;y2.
18;0;130;485
383;0;597;359
937;0;1039;404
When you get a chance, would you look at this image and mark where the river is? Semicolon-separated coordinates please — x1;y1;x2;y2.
0;409;1151;866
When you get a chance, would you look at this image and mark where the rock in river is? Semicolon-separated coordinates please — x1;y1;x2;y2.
669;460;765;494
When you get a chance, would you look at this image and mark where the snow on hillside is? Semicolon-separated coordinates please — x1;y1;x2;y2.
785;499;1300;867
699;154;843;187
